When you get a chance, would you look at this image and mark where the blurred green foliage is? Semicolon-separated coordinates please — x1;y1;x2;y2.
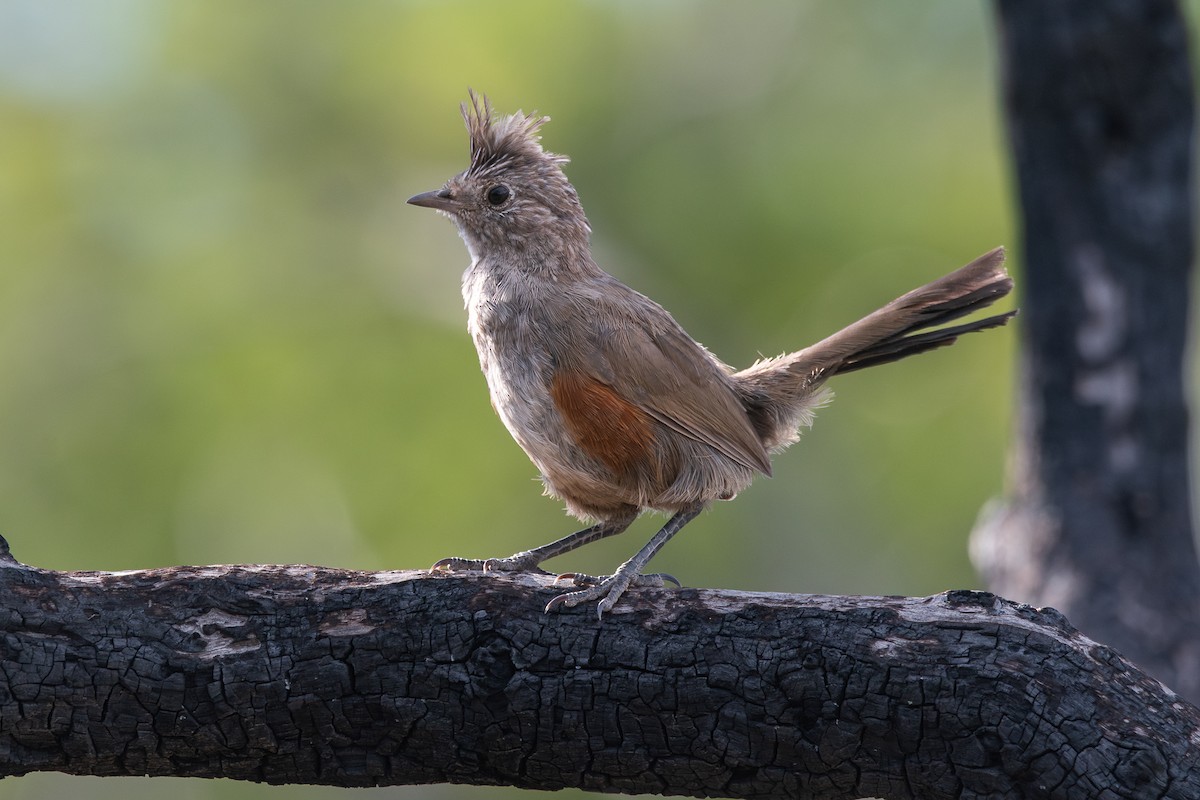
0;1;1032;798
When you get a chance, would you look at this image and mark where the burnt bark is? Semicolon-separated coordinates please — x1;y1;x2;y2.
1;538;1196;799
973;0;1200;700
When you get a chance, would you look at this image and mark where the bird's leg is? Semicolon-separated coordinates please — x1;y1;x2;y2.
545;503;703;619
430;510;636;576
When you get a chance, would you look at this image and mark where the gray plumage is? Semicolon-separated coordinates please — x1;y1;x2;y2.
409;92;1015;617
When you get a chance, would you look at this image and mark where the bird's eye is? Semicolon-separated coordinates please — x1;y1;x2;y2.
486;185;511;206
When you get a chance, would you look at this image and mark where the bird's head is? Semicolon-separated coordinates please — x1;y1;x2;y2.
408;91;590;261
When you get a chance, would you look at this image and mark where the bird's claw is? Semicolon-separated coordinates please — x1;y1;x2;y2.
429;556;487;573
433;556;680;618
545;571;681;619
429;552;550;575
553;571;680;589
545;575;631;619
645;572;682;588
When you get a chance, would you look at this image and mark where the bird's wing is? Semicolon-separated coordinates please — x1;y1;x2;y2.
579;289;773;477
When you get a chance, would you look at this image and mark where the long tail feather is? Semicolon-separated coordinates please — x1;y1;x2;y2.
733;247;1015;449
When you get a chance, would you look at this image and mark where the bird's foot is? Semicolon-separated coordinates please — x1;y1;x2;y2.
429;550;551;576
546;570;680;619
554;571;680;589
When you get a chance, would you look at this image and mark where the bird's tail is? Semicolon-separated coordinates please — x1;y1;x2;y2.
733;247;1015;450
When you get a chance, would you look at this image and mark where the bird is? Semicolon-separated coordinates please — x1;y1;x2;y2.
408;91;1015;618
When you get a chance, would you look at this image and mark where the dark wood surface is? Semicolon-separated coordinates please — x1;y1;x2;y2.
2;540;1196;798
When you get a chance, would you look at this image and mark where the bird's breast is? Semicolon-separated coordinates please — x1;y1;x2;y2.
463;268;664;496
462;270;566;461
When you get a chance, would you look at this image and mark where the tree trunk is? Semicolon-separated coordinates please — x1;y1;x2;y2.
1;539;1197;799
973;0;1200;701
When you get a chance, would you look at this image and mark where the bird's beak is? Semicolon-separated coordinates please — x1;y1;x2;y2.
407;188;458;213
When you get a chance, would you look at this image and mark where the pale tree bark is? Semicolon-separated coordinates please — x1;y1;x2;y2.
972;0;1200;701
1;539;1197;799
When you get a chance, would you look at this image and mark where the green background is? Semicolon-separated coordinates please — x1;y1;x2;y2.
0;1;1099;798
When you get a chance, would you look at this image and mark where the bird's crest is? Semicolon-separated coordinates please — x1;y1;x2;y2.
462;90;568;177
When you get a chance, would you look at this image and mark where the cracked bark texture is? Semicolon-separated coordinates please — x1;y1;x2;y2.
1;539;1197;799
972;0;1200;701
